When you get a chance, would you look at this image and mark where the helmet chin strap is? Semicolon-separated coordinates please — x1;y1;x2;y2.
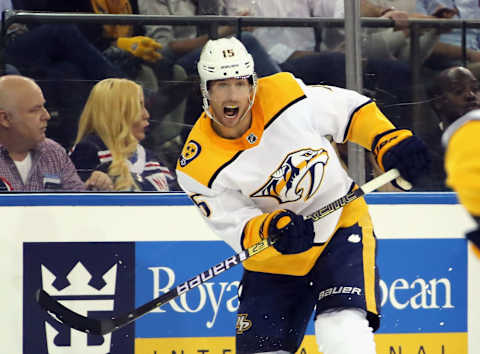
203;82;258;128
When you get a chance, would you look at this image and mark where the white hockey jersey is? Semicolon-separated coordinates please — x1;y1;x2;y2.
176;72;396;275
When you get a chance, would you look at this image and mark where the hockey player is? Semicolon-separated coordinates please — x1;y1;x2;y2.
176;37;430;354
430;66;480;256
443;109;480;257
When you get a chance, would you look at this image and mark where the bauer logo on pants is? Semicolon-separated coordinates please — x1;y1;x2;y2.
23;242;135;354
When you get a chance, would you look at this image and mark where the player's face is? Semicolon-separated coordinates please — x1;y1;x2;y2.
131;88;150;141
8;83;50;148
208;78;253;138
441;70;480;124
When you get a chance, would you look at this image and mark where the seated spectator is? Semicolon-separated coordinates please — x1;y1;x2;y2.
417;0;480;78
70;78;177;192
3;14;121;82
16;0;168;87
341;0;457;66
0;75;112;191
428;66;480;131
89;0;169;89
138;0;280;77
423;66;480;190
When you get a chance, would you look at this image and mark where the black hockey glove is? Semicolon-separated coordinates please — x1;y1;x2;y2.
373;129;431;190
268;210;315;254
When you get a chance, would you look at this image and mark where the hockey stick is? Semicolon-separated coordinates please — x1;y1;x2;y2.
35;168;405;335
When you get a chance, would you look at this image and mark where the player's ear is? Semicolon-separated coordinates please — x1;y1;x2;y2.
0;110;9;128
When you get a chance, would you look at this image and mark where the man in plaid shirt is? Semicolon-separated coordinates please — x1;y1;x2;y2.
0;75;112;191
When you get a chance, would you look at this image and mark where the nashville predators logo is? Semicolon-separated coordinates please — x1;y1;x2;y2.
179;140;201;167
251;148;329;203
236;314;252;334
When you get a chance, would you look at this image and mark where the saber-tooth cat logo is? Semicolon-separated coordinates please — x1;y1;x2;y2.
24;242;135;354
251;148;329;203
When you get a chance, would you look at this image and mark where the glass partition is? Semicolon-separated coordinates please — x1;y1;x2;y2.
1;10;477;192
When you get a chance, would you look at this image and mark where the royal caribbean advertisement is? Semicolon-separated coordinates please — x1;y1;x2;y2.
1;193;478;353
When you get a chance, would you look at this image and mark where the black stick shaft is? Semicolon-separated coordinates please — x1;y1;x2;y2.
36;169;400;335
35;238;274;335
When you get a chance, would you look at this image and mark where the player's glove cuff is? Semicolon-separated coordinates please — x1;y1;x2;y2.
268;210;315;254
242;210;282;249
372;129;412;171
372;129;431;188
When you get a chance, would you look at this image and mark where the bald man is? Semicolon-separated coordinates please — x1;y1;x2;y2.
429;67;480;257
429;66;480;129
0;75;112;191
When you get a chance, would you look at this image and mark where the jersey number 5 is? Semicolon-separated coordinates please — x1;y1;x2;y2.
191;194;212;217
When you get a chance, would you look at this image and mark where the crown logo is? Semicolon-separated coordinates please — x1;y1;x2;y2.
41;261;118;354
42;262;117;296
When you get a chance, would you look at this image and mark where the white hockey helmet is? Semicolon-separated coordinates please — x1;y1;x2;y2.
198;36;256;90
197;37;258;121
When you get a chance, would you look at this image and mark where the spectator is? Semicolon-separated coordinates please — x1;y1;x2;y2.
3;7;121;81
0;75;112;191
417;0;480;77
138;0;280;76
88;0;168;89
3;22;121;85
15;0;138;51
428;65;480;130
423;66;480;191
15;0;167;80
70;78;177;192
344;0;457;65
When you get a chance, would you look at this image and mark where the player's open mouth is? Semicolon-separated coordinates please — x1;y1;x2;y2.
224;105;239;119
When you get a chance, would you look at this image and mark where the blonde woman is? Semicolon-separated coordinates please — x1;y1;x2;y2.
70;78;175;191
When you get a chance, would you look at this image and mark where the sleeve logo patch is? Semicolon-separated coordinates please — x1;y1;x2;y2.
179;140;202;167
